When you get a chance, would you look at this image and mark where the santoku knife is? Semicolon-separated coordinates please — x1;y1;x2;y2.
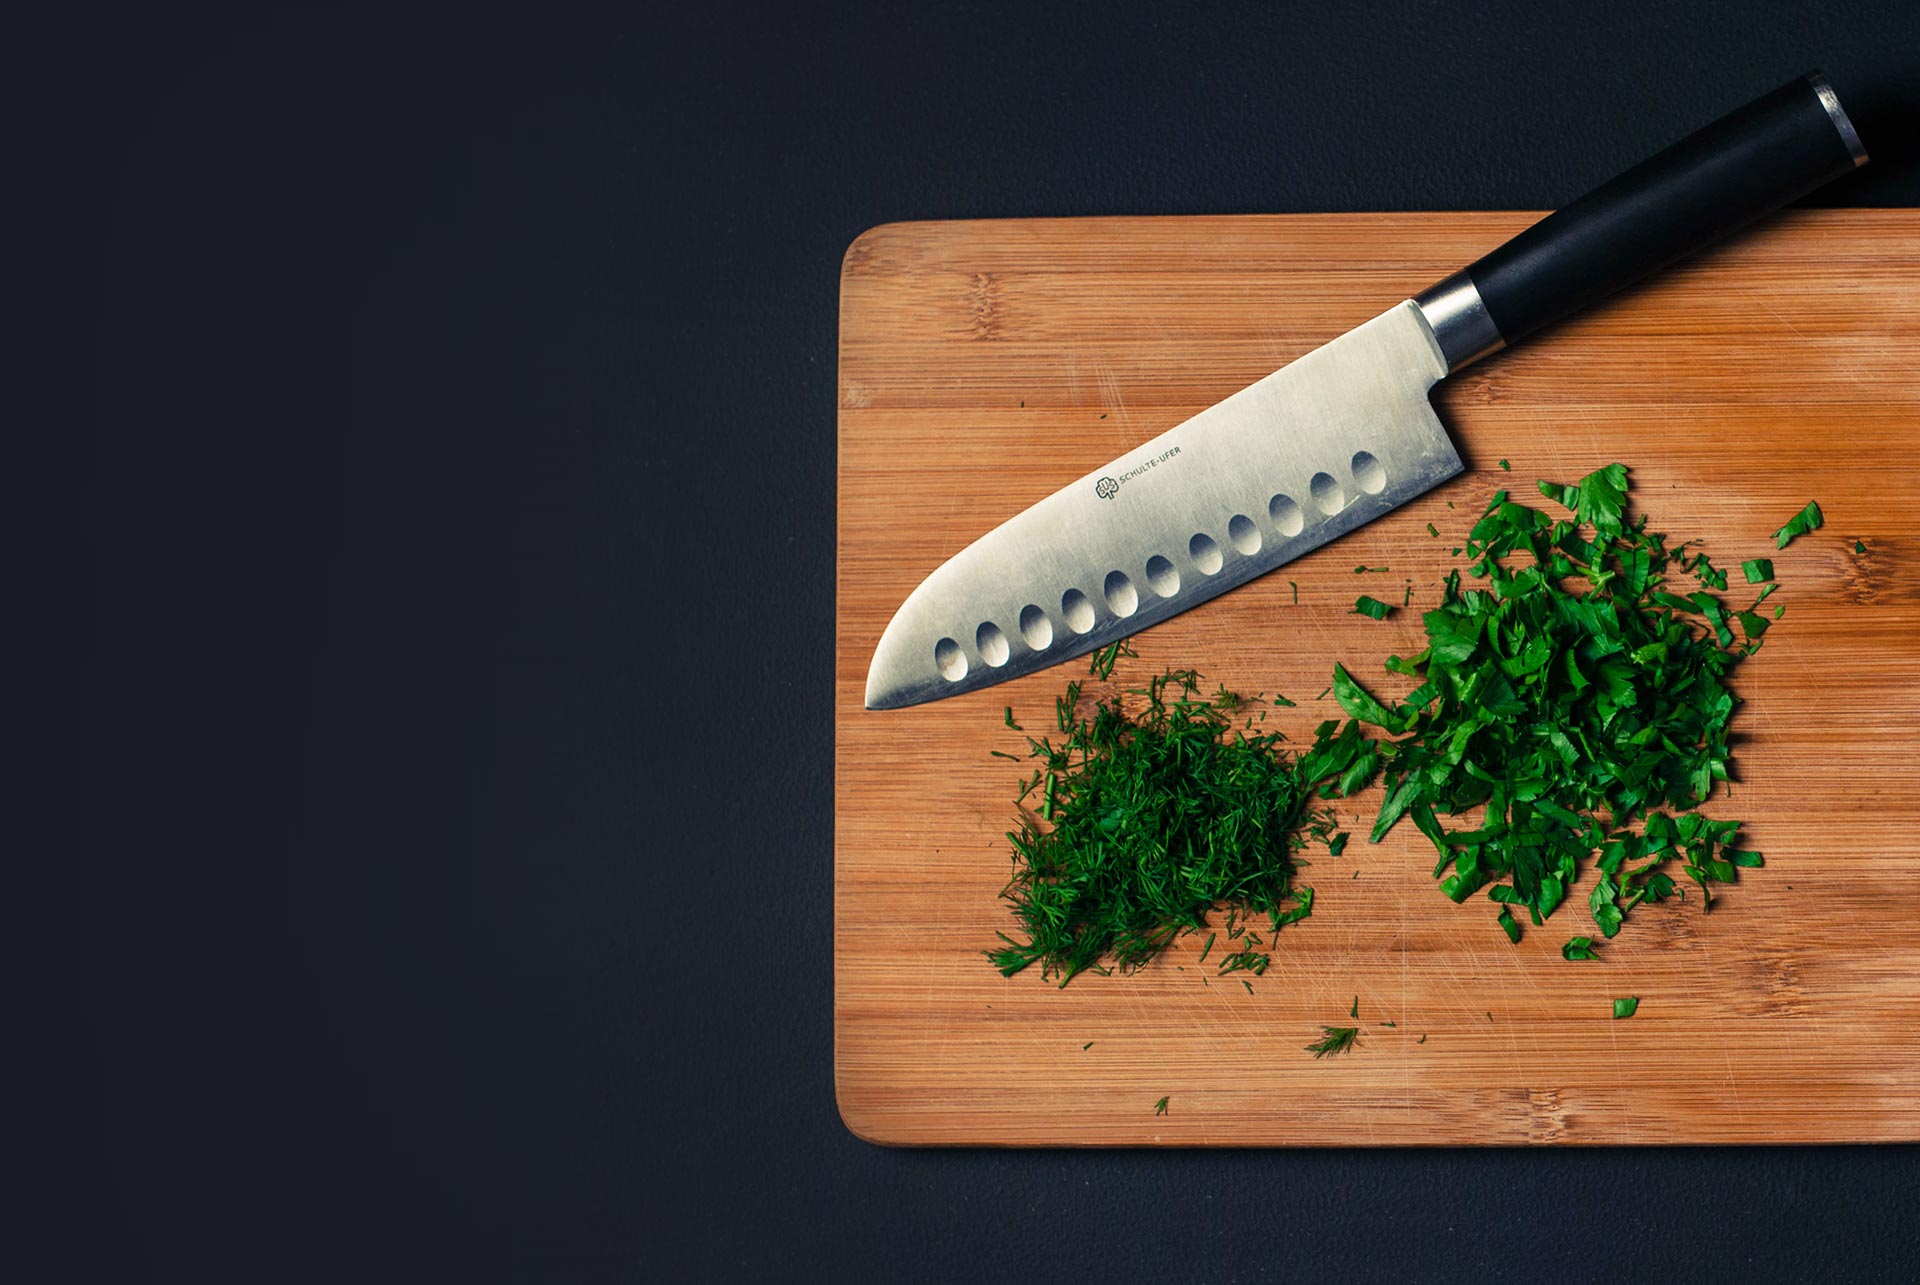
865;72;1868;710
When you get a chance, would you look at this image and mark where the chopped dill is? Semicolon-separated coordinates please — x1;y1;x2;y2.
1088;639;1136;680
986;658;1343;985
1217;948;1270;976
1306;1026;1359;1058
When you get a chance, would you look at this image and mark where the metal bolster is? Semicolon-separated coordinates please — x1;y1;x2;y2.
1809;73;1869;168
1413;270;1505;373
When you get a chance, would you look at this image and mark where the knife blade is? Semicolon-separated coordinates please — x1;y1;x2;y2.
865;71;1868;710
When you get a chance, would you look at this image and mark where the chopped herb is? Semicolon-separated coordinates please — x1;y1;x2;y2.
1327;832;1349;857
1241;979;1254;994
987;659;1334;985
1774;604;1784;619
1083;1041;1094;1050
1380;1020;1396;1028
1315;685;1331;701
1306;1026;1359;1058
1742;558;1774;584
1499;459;1511;471
1856;540;1867;554
1561;936;1599;961
1355;565;1388;574
1417;1034;1427;1044
1218;947;1269;976
1089;639;1136;680
1340;464;1771;948
1428;523;1440;537
1353;595;1393;620
1497;906;1521;943
1198;932;1216;963
1350;995;1359;1019
1612;996;1639;1019
1774;500;1823;549
1290;581;1298;604
1154;1096;1169;1115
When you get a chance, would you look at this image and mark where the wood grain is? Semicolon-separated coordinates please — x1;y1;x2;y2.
835;211;1920;1146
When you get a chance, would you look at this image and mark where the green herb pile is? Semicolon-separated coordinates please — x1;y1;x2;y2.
985;463;1806;991
1336;463;1776;945
986;647;1327;986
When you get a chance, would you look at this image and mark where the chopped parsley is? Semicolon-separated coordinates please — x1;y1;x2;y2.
1741;558;1773;584
1774;500;1824;549
1561;936;1598;961
1353;595;1393;619
1336;464;1770;946
1612;996;1639;1019
1154;1096;1169;1115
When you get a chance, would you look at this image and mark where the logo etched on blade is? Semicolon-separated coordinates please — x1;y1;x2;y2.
1092;445;1182;499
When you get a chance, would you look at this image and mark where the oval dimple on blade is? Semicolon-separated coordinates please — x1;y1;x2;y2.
863;302;1458;710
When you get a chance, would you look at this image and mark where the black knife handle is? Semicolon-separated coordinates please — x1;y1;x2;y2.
1416;71;1868;371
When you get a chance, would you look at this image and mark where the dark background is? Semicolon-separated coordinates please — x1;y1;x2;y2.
58;1;1919;1279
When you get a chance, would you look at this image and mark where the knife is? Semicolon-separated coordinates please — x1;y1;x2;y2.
864;71;1868;711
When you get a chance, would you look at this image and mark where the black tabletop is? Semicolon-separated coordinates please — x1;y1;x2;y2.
64;2;1919;1279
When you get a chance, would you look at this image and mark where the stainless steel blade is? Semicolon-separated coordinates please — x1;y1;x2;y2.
864;302;1458;710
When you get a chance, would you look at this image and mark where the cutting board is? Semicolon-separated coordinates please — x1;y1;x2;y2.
835;210;1920;1146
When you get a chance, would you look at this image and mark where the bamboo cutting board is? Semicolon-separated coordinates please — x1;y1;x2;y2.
835;210;1920;1146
